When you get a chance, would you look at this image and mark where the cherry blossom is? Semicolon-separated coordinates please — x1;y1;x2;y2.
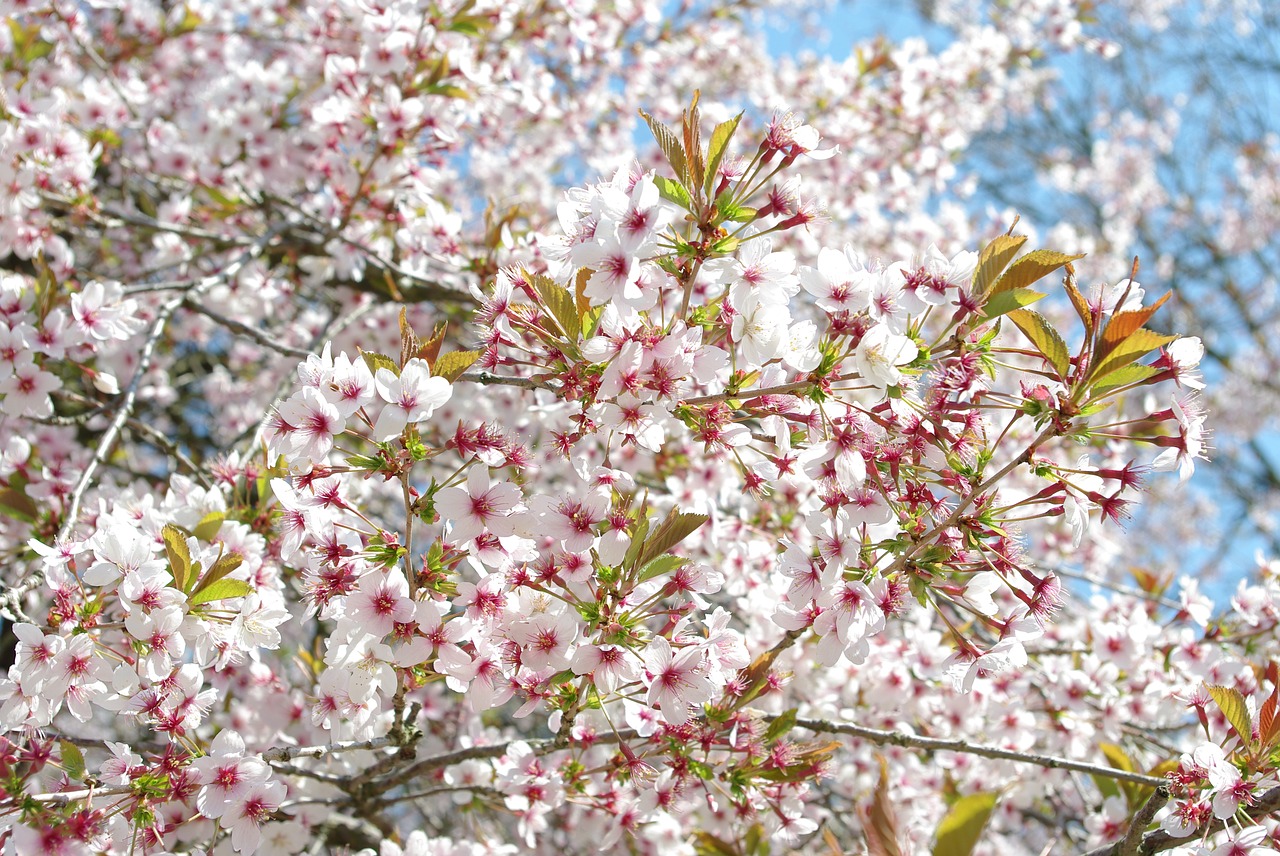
0;3;1272;855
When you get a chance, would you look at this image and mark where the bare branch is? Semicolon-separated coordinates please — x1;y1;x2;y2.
786;715;1167;788
183;298;314;359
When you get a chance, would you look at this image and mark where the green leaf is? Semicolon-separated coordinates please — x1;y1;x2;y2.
692;833;739;856
1006;309;1071;378
704;112;744;195
433;350;480;382
59;741;86;781
202;184;240;207
932;792;998;856
744;824;770;856
711;235;740;254
446;15;492;35
1098;742;1135;773
639;110;688;186
192;553;244;596
869;755;905;856
189;578;253;606
980;288;1046;320
1096;293;1172;361
582;305;606;338
1089;330;1177;381
637;554;688;582
1088;363;1159;396
763;709;797;743
653;175;691;210
637;510;709;568
621;512;651;573
529;273;580;342
0;487;38;523
162;524;192;592
192;511;226;542
972;234;1028;296
715;195;756;223
423;82;471;99
361;350;400;377
1091;773;1121;802
683;93;705;192
1098;742;1153;809
988;250;1084;296
1207;684;1254;744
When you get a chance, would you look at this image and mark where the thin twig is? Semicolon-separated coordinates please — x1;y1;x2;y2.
1056;566;1183;611
785;715;1168;788
457;371;558;393
24;783;133;805
183;299;314;359
262;736;396;763
366;728;639;797
42;193;252;247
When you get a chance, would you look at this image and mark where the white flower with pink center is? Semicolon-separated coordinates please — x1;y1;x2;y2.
642;636;714;725
372;358;452;441
435;466;523;545
527;492;609;553
346;570;414;638
224;778;285;854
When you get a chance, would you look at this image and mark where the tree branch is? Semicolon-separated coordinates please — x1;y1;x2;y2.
1083;785;1280;856
786;715;1168;787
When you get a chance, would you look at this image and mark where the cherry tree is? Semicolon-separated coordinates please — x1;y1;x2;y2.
0;2;1274;855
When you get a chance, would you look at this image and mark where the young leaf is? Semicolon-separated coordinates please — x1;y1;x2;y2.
980;288;1046;320
692;833;739;856
433;350;480;382
1259;670;1280;742
1064;266;1094;337
192;553;244;596
1088;363;1159;397
192;511;226;542
637;509;709;567
763;708;797;743
1098;742;1135;773
398;307;417;368
653;175;692;210
639;109;688;186
1091;773;1122;802
988;250;1085;296
704;111;744;195
1089;330;1178;382
932;792;998;856
866;756;905;856
1207;684;1254;745
162;524;192;591
715;195;756;224
574;268;592;319
417;322;448;367
189;578;253;606
971;234;1028;296
637;554;688;582
1097;292;1172;359
931;788;998;854
530;273;579;342
60;740;86;781
683;92;705;191
361;350;400;377
621;510;651;573
1006;309;1070;378
0;487;38;523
